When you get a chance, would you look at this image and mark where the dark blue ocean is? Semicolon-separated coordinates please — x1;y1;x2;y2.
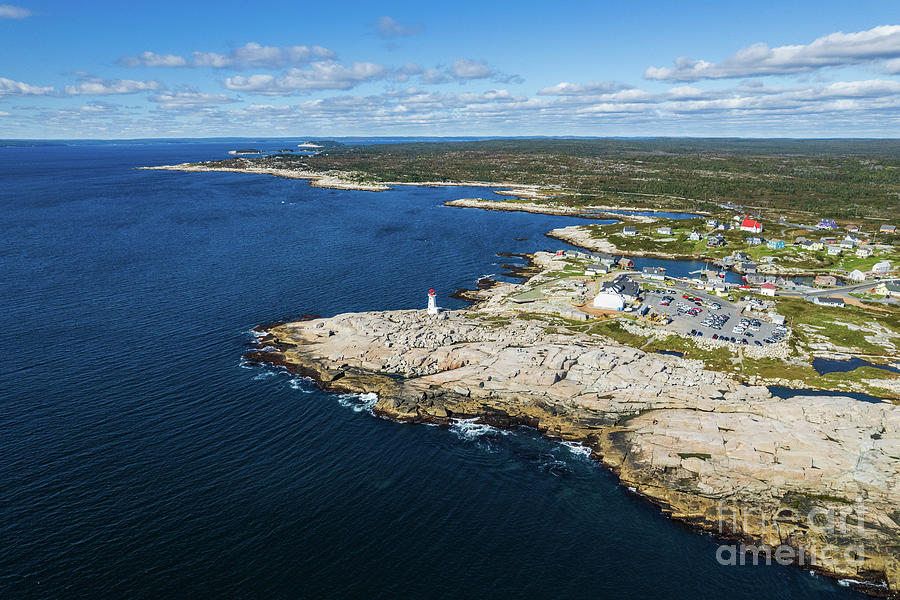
0;141;862;599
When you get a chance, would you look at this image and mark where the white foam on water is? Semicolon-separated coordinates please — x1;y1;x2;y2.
560;441;593;460
257;345;279;352
252;371;276;380
449;417;507;440
337;392;378;414
288;376;316;393
238;356;254;369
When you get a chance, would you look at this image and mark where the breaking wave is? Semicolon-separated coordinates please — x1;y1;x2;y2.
337;392;378;414
449;418;508;440
560;441;593;460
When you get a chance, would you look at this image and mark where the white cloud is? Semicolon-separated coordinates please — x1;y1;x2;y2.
0;4;30;18
119;42;336;70
65;78;164;95
0;77;54;96
150;90;237;109
537;81;634;96
191;52;231;68
376;16;421;38
418;59;522;85
451;59;492;79
119;51;188;68
645;25;900;81
225;61;388;94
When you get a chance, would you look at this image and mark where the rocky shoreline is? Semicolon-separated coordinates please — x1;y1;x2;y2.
138;162;544;196
445;198;658;222
246;252;899;597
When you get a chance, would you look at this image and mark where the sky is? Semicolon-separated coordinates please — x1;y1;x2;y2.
1;0;900;139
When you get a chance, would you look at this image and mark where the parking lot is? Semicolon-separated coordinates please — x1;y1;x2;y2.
640;283;787;348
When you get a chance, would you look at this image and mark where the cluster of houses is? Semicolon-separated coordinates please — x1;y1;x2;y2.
815;219;896;237
559;250;635;276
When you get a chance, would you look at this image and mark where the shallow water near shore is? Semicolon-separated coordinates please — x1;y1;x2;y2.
0;140;868;598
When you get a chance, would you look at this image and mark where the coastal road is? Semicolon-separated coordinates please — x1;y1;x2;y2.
776;278;899;297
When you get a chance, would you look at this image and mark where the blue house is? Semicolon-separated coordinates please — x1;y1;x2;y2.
767;239;785;250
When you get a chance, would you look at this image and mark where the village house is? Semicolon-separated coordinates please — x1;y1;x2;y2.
622;226;637;236
840;235;858;249
746;236;764;245
717;222;732;231
740;260;757;274
767;239;786;250
592;274;641;311
740;215;763;233
827;246;842;256
848;269;867;282
817;218;838;230
875;281;900;297
705;218;719;228
760;283;777;297
800;240;825;251
733;251;749;261
880;224;896;234
584;264;609;276
617;257;635;269
656;226;673;235
813;296;845;308
856;247;873;258
845;224;860;232
872;260;891;275
642;266;666;280
687;231;702;241
814;275;837;287
707;234;726;247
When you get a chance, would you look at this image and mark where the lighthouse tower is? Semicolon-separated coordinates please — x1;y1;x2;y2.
427;288;438;315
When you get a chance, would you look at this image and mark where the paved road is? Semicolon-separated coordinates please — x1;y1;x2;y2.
776;217;818;231
778;278;899;297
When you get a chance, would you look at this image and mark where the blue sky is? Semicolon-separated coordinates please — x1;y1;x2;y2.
1;0;900;138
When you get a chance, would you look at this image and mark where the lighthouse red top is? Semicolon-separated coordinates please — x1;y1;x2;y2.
428;288;435;295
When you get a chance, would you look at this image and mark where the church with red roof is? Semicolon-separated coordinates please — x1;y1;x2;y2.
740;214;763;233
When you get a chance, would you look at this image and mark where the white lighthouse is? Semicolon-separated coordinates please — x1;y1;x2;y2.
427;288;438;315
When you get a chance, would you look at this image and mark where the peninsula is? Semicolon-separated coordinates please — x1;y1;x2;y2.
248;251;899;595
155;138;900;596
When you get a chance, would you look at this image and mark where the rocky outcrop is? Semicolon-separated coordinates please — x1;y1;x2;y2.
250;303;900;596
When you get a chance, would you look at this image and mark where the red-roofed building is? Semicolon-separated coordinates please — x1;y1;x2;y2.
740;214;763;233
760;283;777;296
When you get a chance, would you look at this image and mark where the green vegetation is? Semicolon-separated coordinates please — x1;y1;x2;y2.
678;453;712;460
209;138;900;220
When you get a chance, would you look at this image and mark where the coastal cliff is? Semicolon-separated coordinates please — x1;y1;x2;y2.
247;255;900;597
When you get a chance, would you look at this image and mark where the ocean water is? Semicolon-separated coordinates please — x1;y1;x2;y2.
0;141;864;599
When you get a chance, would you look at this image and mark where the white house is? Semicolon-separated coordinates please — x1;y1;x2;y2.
623;226;637;236
856;247;873;258
585;264;609;276
688;231;702;241
872;260;891;274
827;246;842;256
848;269;866;282
656;226;673;235
760;283;777;296
642;266;666;280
